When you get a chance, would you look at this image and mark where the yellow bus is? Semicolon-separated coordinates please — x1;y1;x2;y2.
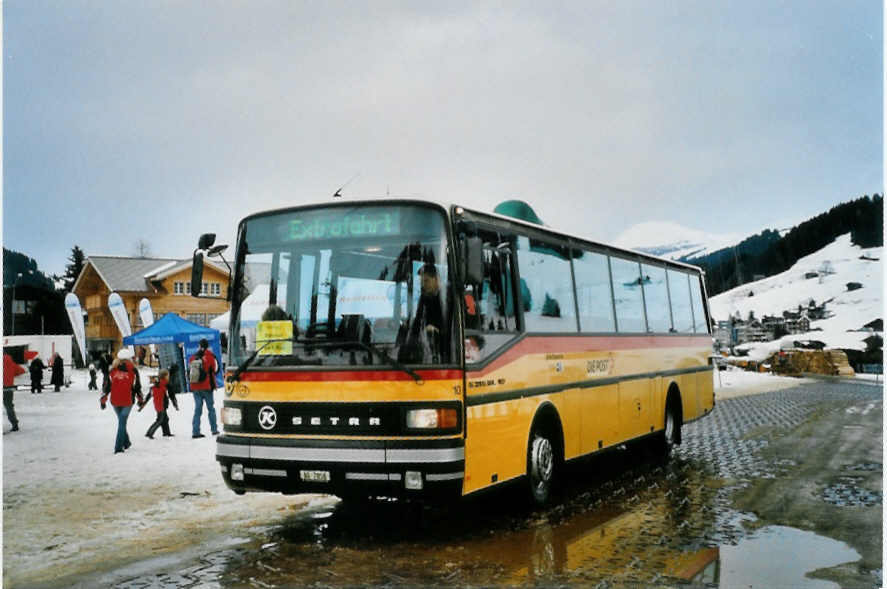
195;199;714;504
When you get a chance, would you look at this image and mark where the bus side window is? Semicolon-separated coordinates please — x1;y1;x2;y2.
610;257;646;333
476;248;516;332
688;275;709;333
516;236;577;333
667;269;694;333
573;249;616;332
464;237;518;364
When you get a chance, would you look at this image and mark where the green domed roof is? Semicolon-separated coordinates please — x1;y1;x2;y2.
493;200;544;225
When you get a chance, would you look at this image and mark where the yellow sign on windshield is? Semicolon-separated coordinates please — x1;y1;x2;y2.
256;320;293;355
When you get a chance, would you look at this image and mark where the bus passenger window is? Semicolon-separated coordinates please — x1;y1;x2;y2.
573;249;615;332
689;276;709;333
641;263;672;333
517;236;577;333
667;269;694;333
610;257;646;333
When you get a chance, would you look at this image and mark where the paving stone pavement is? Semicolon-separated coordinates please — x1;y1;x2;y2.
114;381;882;588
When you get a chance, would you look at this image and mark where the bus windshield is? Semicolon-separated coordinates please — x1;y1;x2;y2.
229;204;454;369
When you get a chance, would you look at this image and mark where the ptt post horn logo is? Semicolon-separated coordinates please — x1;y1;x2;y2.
225;381;250;398
258;406;278;430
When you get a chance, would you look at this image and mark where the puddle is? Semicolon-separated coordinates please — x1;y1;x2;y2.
112;441;871;588
720;526;860;588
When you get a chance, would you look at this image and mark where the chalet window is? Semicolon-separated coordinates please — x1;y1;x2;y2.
187;313;207;326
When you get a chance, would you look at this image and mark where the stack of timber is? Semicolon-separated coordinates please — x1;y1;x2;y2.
768;349;856;377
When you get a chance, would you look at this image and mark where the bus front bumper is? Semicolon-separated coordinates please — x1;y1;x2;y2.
216;435;464;498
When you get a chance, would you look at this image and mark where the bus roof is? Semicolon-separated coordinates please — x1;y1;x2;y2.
455;203;706;275
237;197;705;275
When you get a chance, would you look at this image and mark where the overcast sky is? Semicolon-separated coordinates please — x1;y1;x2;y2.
4;1;882;276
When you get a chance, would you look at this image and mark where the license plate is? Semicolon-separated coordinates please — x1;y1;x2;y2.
300;470;330;483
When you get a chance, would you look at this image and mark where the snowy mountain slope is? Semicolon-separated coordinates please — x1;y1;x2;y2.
612;221;741;260
709;233;882;353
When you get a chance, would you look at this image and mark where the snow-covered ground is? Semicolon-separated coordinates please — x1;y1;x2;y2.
712;366;817;399
709;233;882;359
4;364;872;585
1;367;333;587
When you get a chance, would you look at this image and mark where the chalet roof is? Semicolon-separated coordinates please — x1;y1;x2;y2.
76;255;230;293
86;256;179;292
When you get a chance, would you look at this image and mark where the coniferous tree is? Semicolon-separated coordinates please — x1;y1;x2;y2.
62;245;86;292
687;194;883;296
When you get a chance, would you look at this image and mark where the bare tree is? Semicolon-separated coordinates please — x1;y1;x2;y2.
133;239;152;258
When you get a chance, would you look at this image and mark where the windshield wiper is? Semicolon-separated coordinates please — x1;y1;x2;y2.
345;340;424;384
227;338;297;382
228;338;423;384
302;339;423;384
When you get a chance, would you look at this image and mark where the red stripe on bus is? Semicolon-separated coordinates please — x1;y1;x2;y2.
238;369;463;382
470;335;711;376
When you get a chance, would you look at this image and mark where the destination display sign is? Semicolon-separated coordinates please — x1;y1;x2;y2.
287;210;401;242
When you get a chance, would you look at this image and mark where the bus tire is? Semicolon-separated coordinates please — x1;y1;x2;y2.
660;395;682;460
527;428;556;505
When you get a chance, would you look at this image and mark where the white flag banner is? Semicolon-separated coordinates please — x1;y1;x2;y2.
108;292;134;354
138;298;156;355
64;293;87;366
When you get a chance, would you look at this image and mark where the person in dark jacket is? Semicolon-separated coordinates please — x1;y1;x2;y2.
50;353;64;392
87;363;98;390
98;352;112;393
28;355;45;394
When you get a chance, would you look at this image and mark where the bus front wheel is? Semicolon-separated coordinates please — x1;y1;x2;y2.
528;431;555;505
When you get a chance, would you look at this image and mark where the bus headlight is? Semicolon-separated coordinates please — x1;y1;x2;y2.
406;408;458;429
222;407;242;426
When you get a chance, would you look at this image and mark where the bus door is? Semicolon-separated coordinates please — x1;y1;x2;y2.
462;231;523;493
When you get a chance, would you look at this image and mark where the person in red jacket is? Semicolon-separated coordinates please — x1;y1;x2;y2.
189;338;218;438
100;348;144;453
141;369;178;438
4;352;26;431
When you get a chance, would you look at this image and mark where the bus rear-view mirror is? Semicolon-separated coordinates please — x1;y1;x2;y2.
464;236;484;285
191;251;204;297
198;233;216;250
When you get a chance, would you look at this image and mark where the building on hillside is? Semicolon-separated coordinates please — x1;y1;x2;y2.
72;256;230;358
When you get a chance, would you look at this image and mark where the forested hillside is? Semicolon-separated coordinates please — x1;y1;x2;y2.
688;195;883;296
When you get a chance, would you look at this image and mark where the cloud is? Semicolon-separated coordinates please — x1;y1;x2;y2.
4;1;881;275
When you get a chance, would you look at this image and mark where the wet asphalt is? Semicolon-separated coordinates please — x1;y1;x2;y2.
106;380;881;588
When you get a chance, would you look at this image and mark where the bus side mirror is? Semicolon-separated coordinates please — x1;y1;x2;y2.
464;236;484;285
198;233;216;250
191;251;204;297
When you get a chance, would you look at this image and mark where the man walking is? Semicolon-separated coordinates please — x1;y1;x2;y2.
189;338;219;438
4;352;25;431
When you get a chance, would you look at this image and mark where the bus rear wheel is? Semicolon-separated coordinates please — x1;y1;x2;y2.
659;402;681;460
528;431;555;505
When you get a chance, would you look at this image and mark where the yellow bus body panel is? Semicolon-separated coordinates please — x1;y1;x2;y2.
463;338;713;495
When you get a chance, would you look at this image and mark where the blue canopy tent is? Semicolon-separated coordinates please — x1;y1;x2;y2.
123;313;223;391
